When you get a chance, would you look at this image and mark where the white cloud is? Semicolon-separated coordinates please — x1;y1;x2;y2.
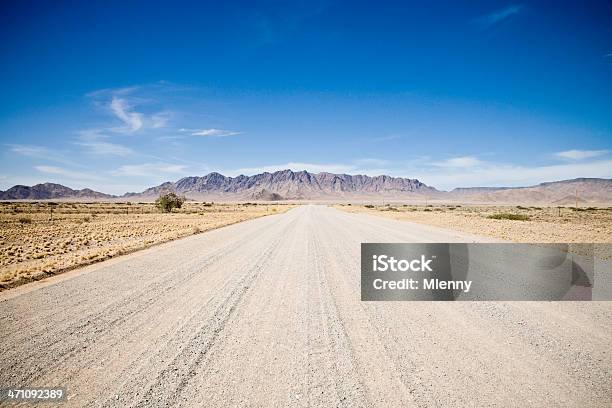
88;86;172;134
191;128;242;137
554;149;609;161
431;156;483;168
354;158;391;167
371;134;402;142
86;86;140;99
473;4;523;29
110;97;144;132
9;145;53;159
34;165;104;181
7;144;74;165
77;142;134;157
151;111;171;129
112;162;188;177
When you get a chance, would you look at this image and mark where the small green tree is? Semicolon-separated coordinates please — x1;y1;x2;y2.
155;192;186;213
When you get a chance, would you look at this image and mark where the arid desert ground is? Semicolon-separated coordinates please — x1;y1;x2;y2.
0;201;294;289
336;203;612;243
0;205;610;407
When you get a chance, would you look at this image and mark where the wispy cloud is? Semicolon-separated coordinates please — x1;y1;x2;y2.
88;85;175;134
151;111;171;129
191;128;242;137
34;165;104;181
86;85;140;99
554;149;609;160
473;4;523;29
76;141;134;157
112;162;188;177
431;156;483;168
110;97;144;133
7;144;74;165
9;144;55;159
354;158;391;167
370;134;402;142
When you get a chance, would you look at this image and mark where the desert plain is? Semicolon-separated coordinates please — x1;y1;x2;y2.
336;203;612;243
0;201;293;289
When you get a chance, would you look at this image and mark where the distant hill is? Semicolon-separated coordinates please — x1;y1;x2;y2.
2;174;611;204
447;178;612;204
0;183;115;200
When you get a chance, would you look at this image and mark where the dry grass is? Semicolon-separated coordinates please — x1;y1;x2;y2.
336;204;612;243
0;201;294;290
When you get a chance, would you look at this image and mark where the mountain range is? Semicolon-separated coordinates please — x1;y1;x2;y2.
1;170;611;204
125;170;436;200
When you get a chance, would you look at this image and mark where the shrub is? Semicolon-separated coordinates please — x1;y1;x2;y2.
155;192;186;213
487;213;530;221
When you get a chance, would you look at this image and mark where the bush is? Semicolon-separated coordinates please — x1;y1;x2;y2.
155;192;186;213
487;213;530;221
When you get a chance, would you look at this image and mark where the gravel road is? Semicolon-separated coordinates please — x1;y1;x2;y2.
1;205;610;407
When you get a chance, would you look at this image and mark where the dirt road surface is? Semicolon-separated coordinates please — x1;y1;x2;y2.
1;205;610;407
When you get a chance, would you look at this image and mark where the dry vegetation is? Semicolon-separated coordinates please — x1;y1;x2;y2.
336;203;612;243
0;201;293;290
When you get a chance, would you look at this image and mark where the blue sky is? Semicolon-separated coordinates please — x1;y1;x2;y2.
1;0;611;193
